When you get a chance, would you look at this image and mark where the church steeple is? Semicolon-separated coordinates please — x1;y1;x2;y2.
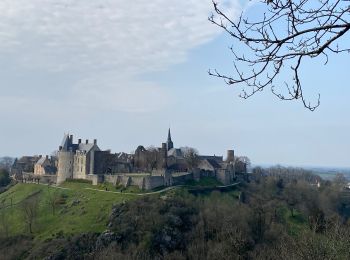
166;128;174;151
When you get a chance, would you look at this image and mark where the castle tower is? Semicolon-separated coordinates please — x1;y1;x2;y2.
161;143;168;168
166;128;174;151
226;149;235;163
57;134;74;184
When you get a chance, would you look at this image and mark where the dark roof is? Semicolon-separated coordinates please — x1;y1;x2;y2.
198;155;223;162
36;157;49;166
206;159;221;169
78;143;96;153
61;134;70;150
167;148;183;158
167;162;188;171
17;156;40;164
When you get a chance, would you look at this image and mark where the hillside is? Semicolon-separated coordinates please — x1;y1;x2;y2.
1;173;350;259
0;182;135;241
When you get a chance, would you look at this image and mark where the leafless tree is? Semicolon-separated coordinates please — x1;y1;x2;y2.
21;195;39;234
47;185;60;216
209;0;350;110
146;146;158;171
235;156;250;173
0;157;14;171
182;147;199;171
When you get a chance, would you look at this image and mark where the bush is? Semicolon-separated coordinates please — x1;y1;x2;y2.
0;169;11;187
65;179;92;184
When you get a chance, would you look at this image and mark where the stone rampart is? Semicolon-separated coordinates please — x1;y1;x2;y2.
130;176;145;189
172;172;193;185
144;176;164;190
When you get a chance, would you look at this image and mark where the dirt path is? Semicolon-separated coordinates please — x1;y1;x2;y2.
84;182;240;196
23;181;240;196
84;185;179;196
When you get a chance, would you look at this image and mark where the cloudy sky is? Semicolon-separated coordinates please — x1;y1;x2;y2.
1;0;349;167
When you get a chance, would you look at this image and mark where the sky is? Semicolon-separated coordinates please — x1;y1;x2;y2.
0;0;349;168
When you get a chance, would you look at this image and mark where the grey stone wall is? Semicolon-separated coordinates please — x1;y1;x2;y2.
144;176;164;190
86;174;104;185
216;169;232;185
130;176;145;189
104;175;119;185
39;175;57;185
172;172;193;185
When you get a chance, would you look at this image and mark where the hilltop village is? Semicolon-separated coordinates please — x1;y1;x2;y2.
11;130;245;190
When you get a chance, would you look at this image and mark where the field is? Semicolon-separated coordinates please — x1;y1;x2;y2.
0;181;135;241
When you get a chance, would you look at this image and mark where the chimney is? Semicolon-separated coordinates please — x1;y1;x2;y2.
70;135;73;142
86;139;89;144
161;143;167;151
226;150;235;163
46;155;49;159
94;139;97;145
78;139;82;144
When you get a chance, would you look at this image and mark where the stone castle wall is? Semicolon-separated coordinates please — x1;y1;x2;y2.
144;176;164;190
216;169;233;185
130;176;145;189
86;174;104;185
172;172;193;185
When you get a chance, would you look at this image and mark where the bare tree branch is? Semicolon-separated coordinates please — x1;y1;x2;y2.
209;0;350;111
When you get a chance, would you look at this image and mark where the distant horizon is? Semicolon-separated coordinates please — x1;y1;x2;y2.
1;0;349;169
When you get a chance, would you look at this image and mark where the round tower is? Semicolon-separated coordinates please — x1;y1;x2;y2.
57;149;74;184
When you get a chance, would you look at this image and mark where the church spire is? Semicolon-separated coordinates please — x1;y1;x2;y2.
168;128;172;141
166;128;174;151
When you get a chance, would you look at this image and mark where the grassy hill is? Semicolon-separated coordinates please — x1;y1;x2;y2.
0;177;238;243
0;181;135;241
2;175;347;259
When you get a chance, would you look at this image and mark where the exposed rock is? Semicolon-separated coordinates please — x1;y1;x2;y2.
95;230;121;251
70;199;80;207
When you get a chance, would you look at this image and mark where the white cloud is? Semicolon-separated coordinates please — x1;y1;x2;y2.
0;0;240;113
73;73;170;113
0;0;240;72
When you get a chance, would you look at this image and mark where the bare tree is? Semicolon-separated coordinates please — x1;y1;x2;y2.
47;186;60;216
235;156;250;173
21;195;40;234
209;0;350;110
182;147;200;171
0;157;14;171
146;146;158;171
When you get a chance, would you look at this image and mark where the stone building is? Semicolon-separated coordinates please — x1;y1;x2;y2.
11;155;41;180
94;150;133;174
34;155;57;175
50;129;237;189
57;135;100;184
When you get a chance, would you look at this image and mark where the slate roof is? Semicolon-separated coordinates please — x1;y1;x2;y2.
198;155;223;162
61;134;70;150
36;157;48;166
206;159;222;169
78;143;96;153
167;148;183;158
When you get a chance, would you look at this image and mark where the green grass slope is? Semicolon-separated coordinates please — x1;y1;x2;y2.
0;182;134;241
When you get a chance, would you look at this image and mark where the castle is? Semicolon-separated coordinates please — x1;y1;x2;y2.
14;130;239;190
